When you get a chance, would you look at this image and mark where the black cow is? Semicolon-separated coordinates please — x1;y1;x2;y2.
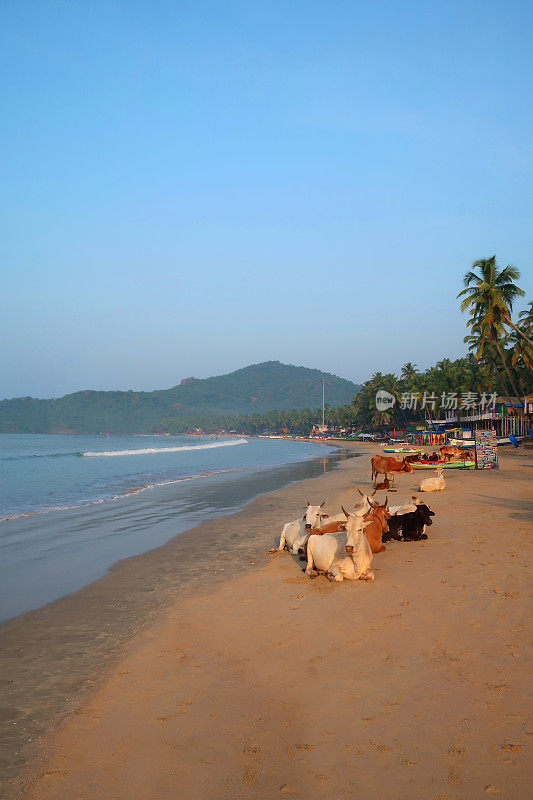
383;504;435;542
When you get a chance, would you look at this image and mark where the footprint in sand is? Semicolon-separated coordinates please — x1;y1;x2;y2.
501;742;521;751
448;746;465;756
448;767;463;786
242;766;258;785
370;741;390;752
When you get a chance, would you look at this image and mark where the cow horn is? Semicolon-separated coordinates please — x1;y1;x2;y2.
306;501;310;507
371;489;376;496
358;488;364;496
320;500;326;508
341;506;351;518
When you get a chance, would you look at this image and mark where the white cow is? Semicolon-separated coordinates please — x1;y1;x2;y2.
305;510;374;583
420;469;445;492
269;501;326;554
389;495;422;516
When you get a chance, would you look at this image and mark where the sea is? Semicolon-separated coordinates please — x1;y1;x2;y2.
0;433;343;622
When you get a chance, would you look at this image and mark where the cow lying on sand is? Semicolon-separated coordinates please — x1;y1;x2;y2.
420;468;446;492
388;496;421;515
269;501;326;554
361;498;390;553
383;503;435;542
305;511;374;583
297;492;374;560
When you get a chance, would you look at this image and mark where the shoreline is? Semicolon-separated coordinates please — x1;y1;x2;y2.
0;439;342;621
0;445;359;789
2;443;531;799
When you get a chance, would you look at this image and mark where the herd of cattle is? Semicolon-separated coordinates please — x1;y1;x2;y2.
269;467;437;584
266;447;466;582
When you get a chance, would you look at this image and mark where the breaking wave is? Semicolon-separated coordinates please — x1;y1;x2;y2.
81;438;248;457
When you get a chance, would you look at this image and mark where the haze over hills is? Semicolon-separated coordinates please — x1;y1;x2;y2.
0;361;359;434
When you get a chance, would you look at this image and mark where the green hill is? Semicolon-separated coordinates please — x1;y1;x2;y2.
0;361;359;434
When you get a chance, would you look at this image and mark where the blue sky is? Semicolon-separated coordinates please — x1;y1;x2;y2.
1;0;531;398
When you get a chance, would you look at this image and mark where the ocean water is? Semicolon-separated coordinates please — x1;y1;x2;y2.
0;434;344;621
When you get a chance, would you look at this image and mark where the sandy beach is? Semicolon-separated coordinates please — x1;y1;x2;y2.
1;443;531;799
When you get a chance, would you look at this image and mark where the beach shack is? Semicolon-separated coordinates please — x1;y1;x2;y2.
459;396;531;440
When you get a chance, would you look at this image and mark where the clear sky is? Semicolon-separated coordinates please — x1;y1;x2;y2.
1;0;531;399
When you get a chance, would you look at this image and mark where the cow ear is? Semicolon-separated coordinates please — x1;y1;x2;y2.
322;513;329;518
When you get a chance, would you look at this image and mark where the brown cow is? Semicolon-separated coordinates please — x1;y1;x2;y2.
360;499;391;554
440;445;473;462
403;452;422;463
374;476;390;490
371;455;413;488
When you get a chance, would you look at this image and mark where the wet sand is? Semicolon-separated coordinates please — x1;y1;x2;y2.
2;444;532;799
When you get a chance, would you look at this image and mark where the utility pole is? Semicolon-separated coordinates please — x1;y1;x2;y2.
322;380;325;430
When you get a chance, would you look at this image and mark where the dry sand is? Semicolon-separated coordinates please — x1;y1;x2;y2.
2;444;532;799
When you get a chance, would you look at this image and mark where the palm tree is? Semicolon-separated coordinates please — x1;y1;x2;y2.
502;301;533;346
400;362;418;383
458;256;524;397
517;301;533;339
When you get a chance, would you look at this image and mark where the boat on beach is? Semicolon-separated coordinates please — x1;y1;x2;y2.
412;460;475;469
382;448;423;454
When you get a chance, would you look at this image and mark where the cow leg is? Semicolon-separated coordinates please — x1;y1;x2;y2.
298;542;307;561
326;566;343;582
305;545;317;577
360;569;375;581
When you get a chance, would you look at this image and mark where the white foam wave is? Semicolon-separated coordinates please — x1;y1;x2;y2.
81;438;248;457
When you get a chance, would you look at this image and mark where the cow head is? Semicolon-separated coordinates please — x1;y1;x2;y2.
401;459;414;473
371;498;391;533
303;501;326;531
416;503;435;526
342;508;367;554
